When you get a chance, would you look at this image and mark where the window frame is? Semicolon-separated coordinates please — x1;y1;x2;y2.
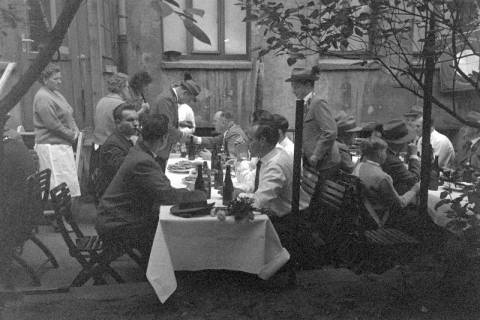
163;0;251;61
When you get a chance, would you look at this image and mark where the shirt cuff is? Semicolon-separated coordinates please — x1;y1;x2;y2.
409;155;420;161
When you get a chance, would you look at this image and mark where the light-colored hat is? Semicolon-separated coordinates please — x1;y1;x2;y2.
403;105;423;118
336;115;363;133
285;67;319;82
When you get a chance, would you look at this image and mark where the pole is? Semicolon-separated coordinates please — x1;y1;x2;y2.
292;99;304;216
118;0;128;73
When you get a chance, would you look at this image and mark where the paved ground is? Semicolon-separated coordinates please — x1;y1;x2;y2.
1;200;480;319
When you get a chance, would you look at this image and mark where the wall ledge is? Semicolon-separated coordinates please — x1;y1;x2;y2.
160;60;253;70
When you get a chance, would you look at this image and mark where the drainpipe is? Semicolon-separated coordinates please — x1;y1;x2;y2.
118;0;128;73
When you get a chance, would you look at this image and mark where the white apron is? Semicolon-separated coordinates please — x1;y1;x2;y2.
35;144;81;197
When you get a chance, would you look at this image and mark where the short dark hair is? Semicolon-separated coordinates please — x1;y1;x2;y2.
141;114;169;142
251;109;273;124
129;71;152;93
271;114;289;133
253;122;279;146
219;110;235;121
113;103;137;122
360;137;388;158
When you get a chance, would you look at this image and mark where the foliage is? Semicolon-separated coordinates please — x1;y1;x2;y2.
437;172;480;248
238;0;480;127
228;197;255;222
151;0;211;45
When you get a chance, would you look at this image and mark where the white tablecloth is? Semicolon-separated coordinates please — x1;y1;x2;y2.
146;155;290;303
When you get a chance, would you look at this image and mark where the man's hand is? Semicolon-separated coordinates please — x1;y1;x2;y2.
412;182;421;193
139;102;150;114
199;149;212;160
407;143;417;157
309;154;319;166
192;136;202;144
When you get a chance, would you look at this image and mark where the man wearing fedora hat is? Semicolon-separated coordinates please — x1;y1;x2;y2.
336;114;362;173
150;78;201;169
286;66;340;198
381;119;421;195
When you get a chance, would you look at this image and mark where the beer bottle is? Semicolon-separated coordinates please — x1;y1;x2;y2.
202;161;211;199
180;143;187;158
223;165;234;205
194;164;205;194
429;155;440;190
188;136;196;160
215;155;224;189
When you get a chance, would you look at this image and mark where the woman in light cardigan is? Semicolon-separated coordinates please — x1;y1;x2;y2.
34;63;81;197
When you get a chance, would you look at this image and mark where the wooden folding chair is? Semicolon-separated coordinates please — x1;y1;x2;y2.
49;183;127;286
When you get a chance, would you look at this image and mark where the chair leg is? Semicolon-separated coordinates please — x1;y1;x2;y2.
29;235;59;268
12;254;41;287
126;249;147;271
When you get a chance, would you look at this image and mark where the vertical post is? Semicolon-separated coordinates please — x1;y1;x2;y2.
118;0;128;73
292;99;304;216
419;2;435;217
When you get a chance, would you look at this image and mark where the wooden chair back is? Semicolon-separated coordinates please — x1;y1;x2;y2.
50;183;85;247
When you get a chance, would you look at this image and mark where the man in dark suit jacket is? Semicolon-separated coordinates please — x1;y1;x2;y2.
380;119;421;195
94;103;139;204
151;79;201;165
96;114;205;260
194;110;248;158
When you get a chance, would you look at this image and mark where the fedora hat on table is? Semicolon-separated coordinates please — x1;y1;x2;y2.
285;67;319;82
382;119;416;144
170;190;214;217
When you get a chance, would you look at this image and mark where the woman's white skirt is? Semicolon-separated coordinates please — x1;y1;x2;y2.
35;144;81;197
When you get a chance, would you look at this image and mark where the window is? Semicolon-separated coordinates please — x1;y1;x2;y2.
162;0;250;60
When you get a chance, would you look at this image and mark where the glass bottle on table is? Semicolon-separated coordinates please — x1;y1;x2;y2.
429;155;440;190
194;164;205;194
214;155;223;189
188;136;196;160
202;161;211;199
180;142;187;158
223;165;234;205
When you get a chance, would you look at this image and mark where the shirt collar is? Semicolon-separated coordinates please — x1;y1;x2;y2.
471;137;480;146
365;159;381;167
172;87;179;101
107;93;124;100
260;146;280;163
303;91;313;103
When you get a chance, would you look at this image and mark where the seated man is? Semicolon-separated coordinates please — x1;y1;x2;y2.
414;116;455;169
272;113;294;159
353;137;420;221
96;114;205;264
335;115;362;173
194;110;247;159
94;103;139;203
381;119;421;195
239;121;311;270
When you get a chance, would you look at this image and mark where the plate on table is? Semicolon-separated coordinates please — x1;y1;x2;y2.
167;160;199;173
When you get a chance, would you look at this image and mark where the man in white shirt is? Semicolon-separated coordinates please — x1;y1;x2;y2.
272;114;294;159
414;116;455;169
178;103;196;135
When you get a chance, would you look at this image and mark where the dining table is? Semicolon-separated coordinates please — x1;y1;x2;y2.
146;154;290;303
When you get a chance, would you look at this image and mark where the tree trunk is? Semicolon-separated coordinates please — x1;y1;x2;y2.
419;1;436;219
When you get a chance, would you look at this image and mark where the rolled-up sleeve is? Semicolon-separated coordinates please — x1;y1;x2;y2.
253;164;287;216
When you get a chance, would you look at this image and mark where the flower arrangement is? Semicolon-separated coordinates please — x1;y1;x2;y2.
228;197;255;222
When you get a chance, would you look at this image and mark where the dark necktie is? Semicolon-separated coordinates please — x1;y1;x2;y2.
254;160;262;192
223;136;229;157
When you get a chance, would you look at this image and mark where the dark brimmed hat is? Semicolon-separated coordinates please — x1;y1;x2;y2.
285;67;319;82
336;115;362;133
170;190;213;217
382;119;416;144
403;105;423;118
466;111;480;123
181;79;201;97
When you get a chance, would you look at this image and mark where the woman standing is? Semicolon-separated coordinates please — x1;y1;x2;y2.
34;63;81;197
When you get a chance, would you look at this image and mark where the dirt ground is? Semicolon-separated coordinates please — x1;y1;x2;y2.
2;263;480;320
